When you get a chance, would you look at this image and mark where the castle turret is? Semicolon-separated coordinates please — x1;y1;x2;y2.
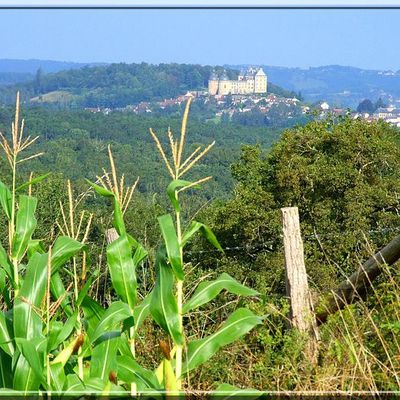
254;68;267;93
208;70;219;95
218;71;232;95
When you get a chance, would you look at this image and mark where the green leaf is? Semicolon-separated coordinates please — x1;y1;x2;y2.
106;234;137;310
48;312;78;352
133;292;152;335
182;308;264;373
85;179;114;197
14;252;48;340
16;173;51;192
86;180;126;235
167;179;199;212
90;335;119;381
183;273;258;313
182;220;223;251
158;214;184;280
49;362;66;392
63;373;85;393
0;349;12;389
117;354;160;390
0;180;12;220
0;312;14;356
133;243;148;266
27;239;45;258
15;337;47;387
0;269;5;293
0;241;13;283
50;272;73;317
91;301;132;344
76;276;93;307
212;383;262;399
51;235;86;274
81;296;105;340
11;195;38;261
113;197;126;235
150;248;183;345
13;338;46;392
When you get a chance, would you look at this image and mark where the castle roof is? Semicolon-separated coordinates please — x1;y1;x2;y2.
255;68;266;76
220;71;229;81
210;71;218;80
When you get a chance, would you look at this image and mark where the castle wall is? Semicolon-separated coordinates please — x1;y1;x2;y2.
208;79;219;95
208;69;267;95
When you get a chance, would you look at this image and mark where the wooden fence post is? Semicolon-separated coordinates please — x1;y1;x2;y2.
106;228;119;244
281;207;319;362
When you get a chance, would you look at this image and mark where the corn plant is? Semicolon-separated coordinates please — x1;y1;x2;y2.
0;94;263;395
0;93;91;393
143;98;263;392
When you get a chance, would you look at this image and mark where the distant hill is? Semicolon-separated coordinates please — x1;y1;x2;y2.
0;59;105;88
0;62;294;108
0;59;104;74
229;64;400;108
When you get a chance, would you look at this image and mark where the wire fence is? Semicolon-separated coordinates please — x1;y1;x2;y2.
185;224;400;255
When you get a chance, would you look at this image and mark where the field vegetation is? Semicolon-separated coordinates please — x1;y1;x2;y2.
0;93;399;394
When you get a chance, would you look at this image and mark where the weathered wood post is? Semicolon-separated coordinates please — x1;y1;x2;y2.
281;207;319;363
106;228;119;244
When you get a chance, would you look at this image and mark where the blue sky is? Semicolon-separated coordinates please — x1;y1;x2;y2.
0;9;398;70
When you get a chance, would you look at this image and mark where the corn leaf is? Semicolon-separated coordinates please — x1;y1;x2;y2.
50;272;73;317
133;292;152;335
90;336;119;381
11;195;38;262
0;241;13;282
85;179;114;198
51;236;86;274
0;269;4;293
167;179;199;212
150;248;183;345
16;173;51;192
13;342;45;392
182;308;264;374
116;354;160;390
133;243;148;266
49;362;66;392
64;374;85;393
91;301;132;344
113;197;126;235
158;214;184;280
76;276;93;307
0;312;14;357
0;349;12;389
15;337;47;387
212;383;262;399
106;234;137;310
81;296;105;340
14;252;48;340
0;180;12;220
183;273;259;313
47;312;78;352
182;220;223;251
27;239;45;258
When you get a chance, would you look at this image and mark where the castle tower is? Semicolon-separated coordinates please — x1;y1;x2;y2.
208;71;219;95
254;68;267;93
218;71;232;95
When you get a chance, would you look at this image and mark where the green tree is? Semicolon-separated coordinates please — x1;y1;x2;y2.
357;98;375;114
205;117;400;294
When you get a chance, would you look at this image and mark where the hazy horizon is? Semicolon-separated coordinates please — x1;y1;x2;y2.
0;9;399;71
1;58;399;73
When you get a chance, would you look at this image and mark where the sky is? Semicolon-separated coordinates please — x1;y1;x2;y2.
0;9;399;70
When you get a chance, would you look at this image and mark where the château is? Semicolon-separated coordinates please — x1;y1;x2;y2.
208;67;268;95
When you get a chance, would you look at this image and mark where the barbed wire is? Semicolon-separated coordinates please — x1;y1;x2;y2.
185;224;400;255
